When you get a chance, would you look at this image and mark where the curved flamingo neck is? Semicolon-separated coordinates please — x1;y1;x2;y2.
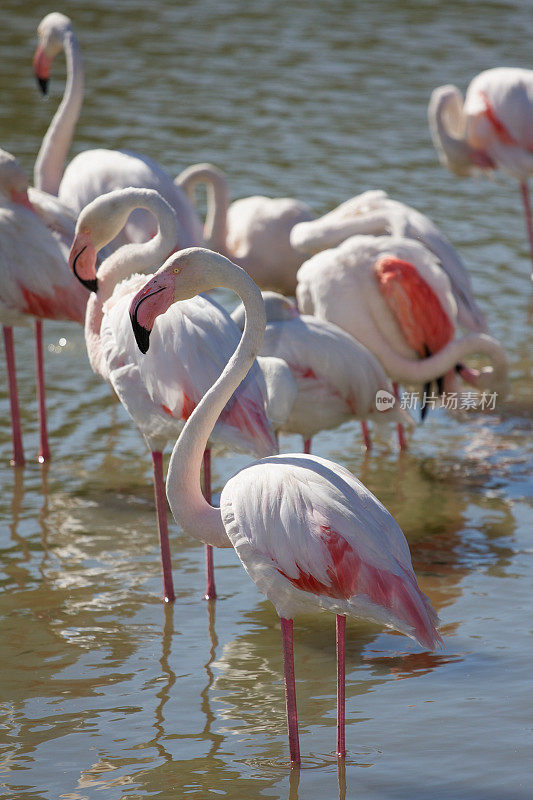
428;88;474;173
85;192;178;376
166;258;266;548
175;164;229;252
34;29;83;195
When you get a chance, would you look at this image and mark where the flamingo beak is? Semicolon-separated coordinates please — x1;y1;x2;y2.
69;234;98;293
129;275;174;354
129;294;154;354
33;46;51;95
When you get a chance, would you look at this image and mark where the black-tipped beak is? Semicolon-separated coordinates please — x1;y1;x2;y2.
131;313;151;354
71;246;98;293
36;76;49;95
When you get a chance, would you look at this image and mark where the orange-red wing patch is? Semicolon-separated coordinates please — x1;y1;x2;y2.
181;393;196;420
21;285;85;323
375;256;454;357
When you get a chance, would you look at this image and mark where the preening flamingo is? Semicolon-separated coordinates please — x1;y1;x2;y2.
0;149;88;466
69;188;277;603
129;247;442;764
428;67;533;273
291;189;487;332
33;12;203;251
231;291;413;452
296;235;508;420
176;163;315;294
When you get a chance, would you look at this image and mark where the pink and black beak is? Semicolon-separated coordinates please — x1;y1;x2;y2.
69;233;98;293
129;274;175;354
33;46;51;95
130;295;153;354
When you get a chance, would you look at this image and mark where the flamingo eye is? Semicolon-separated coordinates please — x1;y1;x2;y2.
173;268;181;274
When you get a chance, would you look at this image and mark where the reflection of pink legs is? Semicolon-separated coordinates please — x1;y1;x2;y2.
360;420;371;450
303;438;311;454
3;326;25;466
34;321;50;463
203;449;217;600
281;617;301;765
520;180;533;274
393;382;407;450
336;614;346;759
151;450;175;603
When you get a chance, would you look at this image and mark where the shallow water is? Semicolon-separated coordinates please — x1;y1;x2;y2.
1;1;532;798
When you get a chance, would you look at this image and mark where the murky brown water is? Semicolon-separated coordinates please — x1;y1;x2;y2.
1;1;532;798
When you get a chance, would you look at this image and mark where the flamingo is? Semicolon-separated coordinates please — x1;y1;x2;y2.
296;235;508;422
290;189;488;332
128;246;442;764
428;67;533;273
0;148;88;466
231;291;413;452
176;162;315;294
32;12;203;251
69;188;277;603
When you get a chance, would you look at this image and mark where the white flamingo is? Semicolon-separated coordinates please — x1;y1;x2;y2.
128;246;442;764
68;188;277;603
428;67;533;273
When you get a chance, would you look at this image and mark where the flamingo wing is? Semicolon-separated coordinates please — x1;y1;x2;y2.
221;453;441;649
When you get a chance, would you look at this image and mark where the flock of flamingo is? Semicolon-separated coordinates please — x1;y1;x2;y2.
2;12;532;766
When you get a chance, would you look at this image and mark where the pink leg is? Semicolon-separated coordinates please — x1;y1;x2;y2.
336;614;346;759
34;321;50;463
202;449;217;601
360;420;371;450
3;326;25;467
281;617;301;765
393;382;407;451
303;438;312;454
151;451;175;603
520;180;533;274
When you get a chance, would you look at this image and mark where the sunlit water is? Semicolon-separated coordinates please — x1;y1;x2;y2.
1;2;532;798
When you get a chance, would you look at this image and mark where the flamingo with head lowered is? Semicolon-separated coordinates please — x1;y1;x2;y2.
69;189;277;604
32;12;203;252
296;234;508;425
291;189;487;333
0;148;88;466
428;67;533;274
128;247;442;765
176;163;315;295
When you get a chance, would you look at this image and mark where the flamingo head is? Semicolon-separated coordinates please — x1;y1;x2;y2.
33;12;73;95
69;229;98;293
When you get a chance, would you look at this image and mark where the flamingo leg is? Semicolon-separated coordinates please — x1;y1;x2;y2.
303;438;312;454
336;614;346;759
360;420;371;450
34;320;50;463
281;617;301;765
202;448;217;601
151;450;176;603
519;180;533;275
3;326;25;467
393;382;407;450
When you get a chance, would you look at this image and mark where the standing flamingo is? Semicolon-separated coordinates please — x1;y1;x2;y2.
231;292;413;452
69;188;277;603
128;247;442;764
0;148;88;466
428;67;533;273
176;163;315;294
290;189;487;332
296;235;508;420
32;12;203;251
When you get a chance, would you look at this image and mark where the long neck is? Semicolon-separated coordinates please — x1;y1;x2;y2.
166;263;266;548
428;88;473;172
376;332;507;387
34;30;83;195
175;164;229;252
86;193;178;375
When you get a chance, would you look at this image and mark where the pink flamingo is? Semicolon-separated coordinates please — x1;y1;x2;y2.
231;291;413;452
176;163;315;294
69;188;277;603
32;12;203;251
428;67;533;273
129;247;442;764
291;189;487;332
0;149;88;466
296;235;508;428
